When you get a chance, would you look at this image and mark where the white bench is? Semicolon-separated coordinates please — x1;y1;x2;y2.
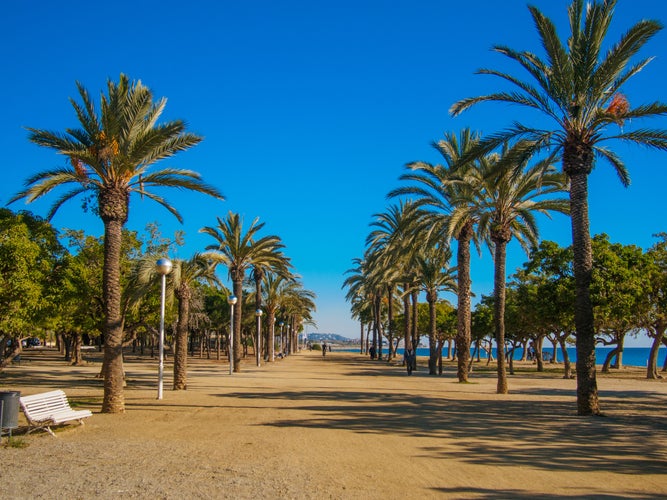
19;390;92;437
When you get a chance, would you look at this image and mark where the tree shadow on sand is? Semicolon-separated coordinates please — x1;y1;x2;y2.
221;355;667;478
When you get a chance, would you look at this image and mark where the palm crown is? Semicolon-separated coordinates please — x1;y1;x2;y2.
450;0;667;180
11;73;223;221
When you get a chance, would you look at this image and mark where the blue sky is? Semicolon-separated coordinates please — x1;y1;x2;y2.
2;1;667;345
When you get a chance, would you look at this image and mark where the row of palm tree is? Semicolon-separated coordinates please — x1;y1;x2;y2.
132;234;315;391
11;75;316;413
347;0;667;415
348;132;568;389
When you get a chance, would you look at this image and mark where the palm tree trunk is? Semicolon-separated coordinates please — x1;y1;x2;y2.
493;238;509;394
374;295;382;360
173;285;190;390
402;284;410;364
101;216;126;413
268;312;276;362
359;321;364;355
428;292;437;375
233;278;243;372
455;223;473;382
568;169;600;415
411;288;418;366
387;285;394;361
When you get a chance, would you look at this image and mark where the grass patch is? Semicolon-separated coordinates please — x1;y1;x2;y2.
3;436;28;449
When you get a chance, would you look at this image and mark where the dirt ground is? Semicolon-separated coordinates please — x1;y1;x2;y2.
2;347;667;499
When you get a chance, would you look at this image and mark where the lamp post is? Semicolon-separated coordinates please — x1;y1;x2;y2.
270;317;276;361
285;320;289;355
227;295;237;375
255;309;263;367
155;258;173;400
278;321;284;358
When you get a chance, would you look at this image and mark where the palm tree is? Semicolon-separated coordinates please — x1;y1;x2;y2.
467;143;568;393
281;283;317;353
367;201;427;361
344;254;386;359
343;257;374;354
134;253;219;390
169;255;219;390
450;0;667;414
251;257;290;365
263;272;294;361
201;212;287;372
390;129;484;382
414;243;457;375
10;74;224;413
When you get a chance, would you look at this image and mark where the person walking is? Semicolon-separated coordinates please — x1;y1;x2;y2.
404;346;415;375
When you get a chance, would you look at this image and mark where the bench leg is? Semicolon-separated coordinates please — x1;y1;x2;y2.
26;424;57;437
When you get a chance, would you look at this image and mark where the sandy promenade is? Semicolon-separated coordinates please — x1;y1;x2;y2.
2;347;667;499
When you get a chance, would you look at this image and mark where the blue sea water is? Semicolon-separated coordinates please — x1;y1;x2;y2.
368;346;667;368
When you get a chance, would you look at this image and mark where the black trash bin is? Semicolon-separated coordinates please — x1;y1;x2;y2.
0;391;21;432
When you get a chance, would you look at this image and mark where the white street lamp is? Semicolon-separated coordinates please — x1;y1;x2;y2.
255;309;263;367
278;321;284;358
270;317;276;362
227;295;237;375
155;258;173;400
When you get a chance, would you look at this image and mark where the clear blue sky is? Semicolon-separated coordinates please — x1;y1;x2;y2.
2;1;666;344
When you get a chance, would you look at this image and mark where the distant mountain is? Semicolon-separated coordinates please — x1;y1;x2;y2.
306;333;354;343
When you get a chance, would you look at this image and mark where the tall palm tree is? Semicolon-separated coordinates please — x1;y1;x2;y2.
201;211;287;372
390;129;484;382
466;143;569;393
450;0;667;414
10;74;224;413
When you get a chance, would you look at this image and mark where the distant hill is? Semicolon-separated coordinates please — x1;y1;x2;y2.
306;333;355;343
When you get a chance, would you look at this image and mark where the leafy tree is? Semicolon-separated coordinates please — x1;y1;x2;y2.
591;234;647;371
642;234;667;378
0;212;49;366
11;74;224;413
512;241;576;377
451;0;667;415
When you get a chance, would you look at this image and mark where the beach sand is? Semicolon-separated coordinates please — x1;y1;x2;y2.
2;348;666;499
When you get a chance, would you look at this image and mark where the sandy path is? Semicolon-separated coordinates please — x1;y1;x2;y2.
2;348;666;499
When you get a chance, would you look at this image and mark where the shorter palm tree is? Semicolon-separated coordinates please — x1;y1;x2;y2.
465;143;568;393
135;254;219;390
201;212;288;372
414;244;457;374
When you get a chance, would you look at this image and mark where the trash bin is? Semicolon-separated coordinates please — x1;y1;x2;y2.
0;391;20;431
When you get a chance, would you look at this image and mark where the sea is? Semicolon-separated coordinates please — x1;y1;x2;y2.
352;346;667;368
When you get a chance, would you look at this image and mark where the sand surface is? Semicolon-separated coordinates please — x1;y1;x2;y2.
2;347;667;499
